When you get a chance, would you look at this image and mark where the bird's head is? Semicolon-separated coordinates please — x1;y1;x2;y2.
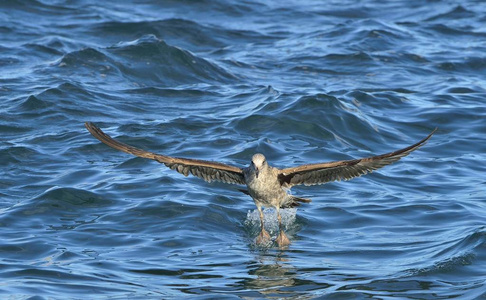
251;153;267;178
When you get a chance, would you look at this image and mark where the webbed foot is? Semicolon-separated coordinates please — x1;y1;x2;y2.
276;230;291;247
256;228;271;245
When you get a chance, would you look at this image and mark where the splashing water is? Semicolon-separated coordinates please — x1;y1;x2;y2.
245;207;298;236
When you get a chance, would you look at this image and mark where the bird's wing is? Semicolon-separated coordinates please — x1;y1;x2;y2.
85;122;246;185
278;128;437;187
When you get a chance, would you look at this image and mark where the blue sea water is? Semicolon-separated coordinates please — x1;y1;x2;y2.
1;0;485;298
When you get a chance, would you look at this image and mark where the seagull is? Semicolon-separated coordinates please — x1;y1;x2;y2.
85;122;436;247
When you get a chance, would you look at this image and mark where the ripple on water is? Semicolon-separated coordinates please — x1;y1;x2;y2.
1;0;485;298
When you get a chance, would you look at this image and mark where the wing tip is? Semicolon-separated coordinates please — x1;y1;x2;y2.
418;127;438;147
85;121;100;136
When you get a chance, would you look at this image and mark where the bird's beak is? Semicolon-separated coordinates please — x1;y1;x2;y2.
255;167;260;178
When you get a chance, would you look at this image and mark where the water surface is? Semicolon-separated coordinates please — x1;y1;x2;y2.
1;0;485;298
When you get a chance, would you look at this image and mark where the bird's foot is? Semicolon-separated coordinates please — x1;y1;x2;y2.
276;231;291;248
256;228;271;245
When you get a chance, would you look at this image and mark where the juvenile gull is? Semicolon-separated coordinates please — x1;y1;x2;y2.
85;122;436;247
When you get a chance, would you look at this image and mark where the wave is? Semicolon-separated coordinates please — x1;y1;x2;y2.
425;5;476;21
231;92;381;148
403;227;485;277
111;35;238;85
53;34;238;88
434;56;486;72
93;18;276;51
14;83;102;124
0;146;40;167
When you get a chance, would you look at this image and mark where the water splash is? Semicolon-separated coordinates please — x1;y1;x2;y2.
244;207;297;235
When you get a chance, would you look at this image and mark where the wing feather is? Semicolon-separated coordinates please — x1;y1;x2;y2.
278;128;437;187
85;122;245;185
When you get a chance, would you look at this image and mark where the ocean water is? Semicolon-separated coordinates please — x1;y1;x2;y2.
1;0;485;299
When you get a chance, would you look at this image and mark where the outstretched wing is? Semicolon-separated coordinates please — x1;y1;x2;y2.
85;122;246;185
278;128;437;187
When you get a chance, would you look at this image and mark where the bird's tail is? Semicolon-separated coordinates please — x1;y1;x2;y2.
284;196;312;208
237;189;311;208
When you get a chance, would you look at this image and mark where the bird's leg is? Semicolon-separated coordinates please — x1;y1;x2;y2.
256;206;271;244
275;207;290;247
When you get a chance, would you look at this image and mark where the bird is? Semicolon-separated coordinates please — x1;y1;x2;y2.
85;122;436;247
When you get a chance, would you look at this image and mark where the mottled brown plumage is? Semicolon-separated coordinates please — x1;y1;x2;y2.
85;122;245;184
278;129;436;187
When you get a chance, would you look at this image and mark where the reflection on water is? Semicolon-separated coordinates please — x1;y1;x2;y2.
243;253;300;297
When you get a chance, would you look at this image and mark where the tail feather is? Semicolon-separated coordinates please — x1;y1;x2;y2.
238;189;311;208
238;189;250;195
284;196;312;208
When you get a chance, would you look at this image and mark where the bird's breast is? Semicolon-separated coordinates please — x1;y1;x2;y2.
245;170;287;206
